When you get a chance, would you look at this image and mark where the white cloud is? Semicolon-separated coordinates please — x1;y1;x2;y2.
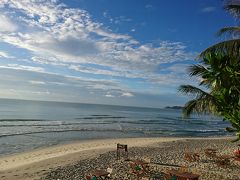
49;81;66;86
0;65;190;106
0;14;17;32
31;90;50;95
6;88;50;96
0;51;15;58
29;80;46;85
0;67;131;100
103;11;132;24
105;93;115;98
0;64;45;72
121;92;134;97
201;7;216;13
166;63;189;73
145;4;154;10
0;0;196;90
113;16;132;24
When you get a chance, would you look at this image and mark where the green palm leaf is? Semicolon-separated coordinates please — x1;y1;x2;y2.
188;64;208;77
182;99;198;117
178;85;218;117
225;3;240;17
216;26;240;37
178;85;210;98
199;39;240;58
179;85;216;101
199;79;212;87
182;98;218;118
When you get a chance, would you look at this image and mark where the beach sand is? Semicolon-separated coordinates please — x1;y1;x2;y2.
0;137;238;180
0;137;181;180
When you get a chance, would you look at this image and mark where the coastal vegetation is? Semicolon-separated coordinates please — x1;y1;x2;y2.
179;0;240;141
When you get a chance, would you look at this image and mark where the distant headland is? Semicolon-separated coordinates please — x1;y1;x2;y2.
164;106;183;110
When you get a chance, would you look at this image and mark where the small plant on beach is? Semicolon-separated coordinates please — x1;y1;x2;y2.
179;0;240;141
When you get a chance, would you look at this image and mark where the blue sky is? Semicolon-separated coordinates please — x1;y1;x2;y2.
0;0;234;108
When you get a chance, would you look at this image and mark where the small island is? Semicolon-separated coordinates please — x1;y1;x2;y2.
165;106;183;110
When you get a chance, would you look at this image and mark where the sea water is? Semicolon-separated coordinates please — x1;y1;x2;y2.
0;98;231;156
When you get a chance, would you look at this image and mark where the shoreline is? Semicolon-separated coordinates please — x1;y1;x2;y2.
0;137;183;170
0;136;235;180
0;134;232;157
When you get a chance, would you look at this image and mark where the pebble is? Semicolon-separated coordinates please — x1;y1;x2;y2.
41;139;240;180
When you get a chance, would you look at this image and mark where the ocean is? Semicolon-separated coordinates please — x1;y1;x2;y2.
0;98;230;156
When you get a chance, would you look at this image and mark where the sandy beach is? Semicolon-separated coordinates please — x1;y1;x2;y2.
0;137;184;180
0;137;239;180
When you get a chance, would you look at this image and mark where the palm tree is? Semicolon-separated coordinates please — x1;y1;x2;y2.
200;1;240;57
179;0;240;141
179;53;234;115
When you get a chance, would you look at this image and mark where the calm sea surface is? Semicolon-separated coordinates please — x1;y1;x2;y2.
0;98;231;155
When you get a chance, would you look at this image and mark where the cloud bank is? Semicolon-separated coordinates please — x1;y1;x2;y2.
0;0;197;106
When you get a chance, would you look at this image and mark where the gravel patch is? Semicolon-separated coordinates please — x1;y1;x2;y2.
41;139;240;180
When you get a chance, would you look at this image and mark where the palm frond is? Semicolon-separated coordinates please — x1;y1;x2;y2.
188;64;208;77
199;78;214;88
178;85;210;98
224;3;240;17
182;100;198;117
179;85;218;117
199;39;240;58
216;26;240;38
182;96;218;118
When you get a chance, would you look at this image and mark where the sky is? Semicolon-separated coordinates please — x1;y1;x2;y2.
0;0;235;108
